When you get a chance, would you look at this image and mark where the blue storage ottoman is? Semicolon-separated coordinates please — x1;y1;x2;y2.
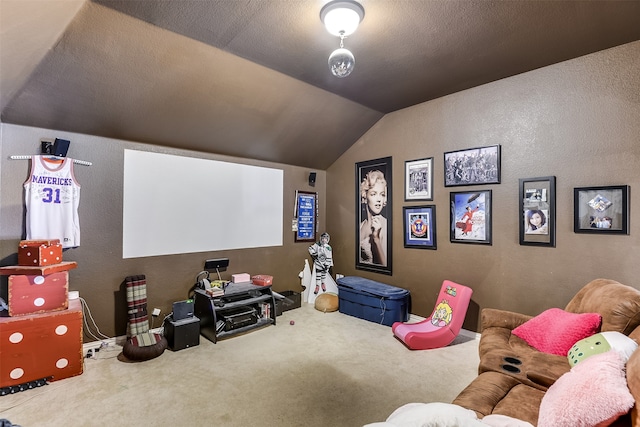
336;276;410;326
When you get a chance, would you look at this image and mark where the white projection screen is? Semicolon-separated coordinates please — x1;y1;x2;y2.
123;149;283;258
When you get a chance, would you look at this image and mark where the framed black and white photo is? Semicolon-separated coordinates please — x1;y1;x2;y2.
444;145;501;187
403;205;436;249
294;190;318;242
574;185;629;234
404;157;433;201
519;176;556;247
356;157;392;275
450;190;492;245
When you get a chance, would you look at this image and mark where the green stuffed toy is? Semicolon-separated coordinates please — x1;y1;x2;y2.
568;331;638;367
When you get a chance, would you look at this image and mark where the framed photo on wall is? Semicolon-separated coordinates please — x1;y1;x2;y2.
519;176;556;247
294;190;318;242
444;145;501;187
403;205;436;249
404;157;434;201
450;190;492;245
574;185;630;234
356;156;392;275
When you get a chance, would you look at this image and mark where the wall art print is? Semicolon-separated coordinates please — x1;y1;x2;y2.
404;157;434;201
574;185;629;234
519;176;556;247
450;190;492;245
294;190;318;242
356;156;392;275
403;205;437;249
444;145;501;187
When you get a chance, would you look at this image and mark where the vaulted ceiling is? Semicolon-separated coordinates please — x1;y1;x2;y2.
2;0;640;169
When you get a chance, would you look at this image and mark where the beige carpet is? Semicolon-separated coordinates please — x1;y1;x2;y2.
1;304;479;426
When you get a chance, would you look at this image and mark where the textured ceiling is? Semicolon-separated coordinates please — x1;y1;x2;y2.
2;0;640;169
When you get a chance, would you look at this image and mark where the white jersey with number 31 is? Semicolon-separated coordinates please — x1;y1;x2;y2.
24;156;81;248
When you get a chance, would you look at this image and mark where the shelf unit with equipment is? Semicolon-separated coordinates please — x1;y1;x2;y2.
193;281;276;343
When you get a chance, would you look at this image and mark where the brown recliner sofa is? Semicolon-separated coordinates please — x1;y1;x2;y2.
453;278;640;426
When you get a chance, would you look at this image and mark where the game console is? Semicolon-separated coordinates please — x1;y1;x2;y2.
221;306;258;331
172;299;194;321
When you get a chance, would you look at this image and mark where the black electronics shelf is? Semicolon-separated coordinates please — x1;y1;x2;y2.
193;282;276;343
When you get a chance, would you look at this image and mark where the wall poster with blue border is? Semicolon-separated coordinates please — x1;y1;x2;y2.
403;205;437;249
295;191;318;242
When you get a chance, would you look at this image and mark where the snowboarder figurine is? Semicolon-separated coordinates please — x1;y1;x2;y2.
308;232;333;295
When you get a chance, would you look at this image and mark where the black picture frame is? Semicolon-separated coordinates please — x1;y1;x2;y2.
444;145;501;187
519;176;556;247
404;157;434;201
294;190;318;242
356;156;392;275
450;190;492;245
573;185;630;234
403;205;437;249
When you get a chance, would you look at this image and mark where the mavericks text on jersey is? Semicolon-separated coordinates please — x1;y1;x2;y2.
24;156;81;248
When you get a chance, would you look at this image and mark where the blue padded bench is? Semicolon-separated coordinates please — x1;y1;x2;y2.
336;276;410;326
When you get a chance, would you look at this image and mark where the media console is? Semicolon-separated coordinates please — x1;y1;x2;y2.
193;282;276;343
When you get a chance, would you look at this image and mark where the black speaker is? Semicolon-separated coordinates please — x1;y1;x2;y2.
309;172;317;187
164;316;200;351
53;138;70;157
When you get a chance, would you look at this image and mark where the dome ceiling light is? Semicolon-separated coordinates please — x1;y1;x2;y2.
320;0;365;78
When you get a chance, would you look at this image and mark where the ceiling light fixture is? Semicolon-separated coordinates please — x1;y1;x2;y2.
320;0;365;78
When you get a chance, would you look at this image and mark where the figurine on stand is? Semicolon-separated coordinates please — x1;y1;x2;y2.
308;232;333;295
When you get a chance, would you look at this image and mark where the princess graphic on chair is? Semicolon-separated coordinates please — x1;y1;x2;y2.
431;300;453;327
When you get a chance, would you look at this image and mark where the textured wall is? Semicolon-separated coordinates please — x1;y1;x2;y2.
2;41;638;338
327;41;640;331
0;125;325;338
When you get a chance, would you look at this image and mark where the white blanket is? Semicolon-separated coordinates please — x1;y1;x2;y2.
363;403;534;427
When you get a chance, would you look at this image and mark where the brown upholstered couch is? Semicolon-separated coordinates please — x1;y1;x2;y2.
453;278;640;426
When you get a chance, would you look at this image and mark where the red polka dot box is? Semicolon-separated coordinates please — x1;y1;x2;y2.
0;299;84;389
8;271;69;316
0;262;77;317
18;239;63;267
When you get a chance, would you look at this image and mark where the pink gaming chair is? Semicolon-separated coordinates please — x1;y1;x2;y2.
392;280;473;350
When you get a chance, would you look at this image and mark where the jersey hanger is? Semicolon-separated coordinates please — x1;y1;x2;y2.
9;155;92;166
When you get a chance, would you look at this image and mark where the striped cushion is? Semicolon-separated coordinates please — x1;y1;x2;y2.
130;332;164;347
125;275;149;336
126;275;147;308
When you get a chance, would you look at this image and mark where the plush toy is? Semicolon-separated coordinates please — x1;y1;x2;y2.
567;331;638;367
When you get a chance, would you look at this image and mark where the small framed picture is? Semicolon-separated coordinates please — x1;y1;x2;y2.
519;176;556;247
444;145;501;187
573;185;630;234
450;190;492;245
403;205;437;249
294;191;318;242
404;157;434;201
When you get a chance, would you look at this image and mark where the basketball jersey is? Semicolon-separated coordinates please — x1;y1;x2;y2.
24;156;81;248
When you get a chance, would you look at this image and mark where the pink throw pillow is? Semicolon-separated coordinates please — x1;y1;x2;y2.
512;308;601;356
538;350;634;427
